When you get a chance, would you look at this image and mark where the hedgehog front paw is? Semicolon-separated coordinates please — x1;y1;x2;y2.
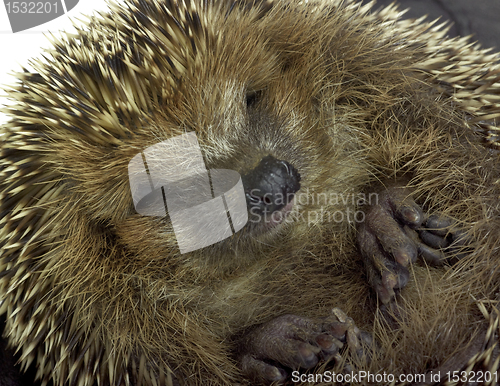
357;185;424;304
239;308;370;384
357;185;470;304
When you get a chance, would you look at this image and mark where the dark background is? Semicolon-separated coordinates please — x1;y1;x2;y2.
360;0;500;51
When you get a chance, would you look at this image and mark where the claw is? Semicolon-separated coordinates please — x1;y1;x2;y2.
332;307;348;323
398;205;424;226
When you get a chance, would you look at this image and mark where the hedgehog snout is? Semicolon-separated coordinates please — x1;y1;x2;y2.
241;154;301;215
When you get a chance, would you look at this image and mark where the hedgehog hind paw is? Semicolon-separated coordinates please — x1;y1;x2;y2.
238;309;372;384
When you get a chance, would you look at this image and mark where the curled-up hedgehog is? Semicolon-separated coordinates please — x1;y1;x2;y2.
2;0;500;385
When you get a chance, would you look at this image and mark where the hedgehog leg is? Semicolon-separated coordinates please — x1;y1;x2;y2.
357;185;423;304
239;308;371;384
357;185;470;304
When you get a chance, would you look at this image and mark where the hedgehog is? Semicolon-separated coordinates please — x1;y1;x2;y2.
2;0;500;385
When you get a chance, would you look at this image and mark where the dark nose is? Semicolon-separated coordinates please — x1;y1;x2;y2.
241;155;301;214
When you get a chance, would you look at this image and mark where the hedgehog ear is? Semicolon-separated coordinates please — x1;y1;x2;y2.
231;0;274;19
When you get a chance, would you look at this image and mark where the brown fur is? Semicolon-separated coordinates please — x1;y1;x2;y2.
1;0;500;384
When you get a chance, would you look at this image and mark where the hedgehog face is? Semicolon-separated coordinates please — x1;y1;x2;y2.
111;4;372;260
119;60;372;265
117;80;341;264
